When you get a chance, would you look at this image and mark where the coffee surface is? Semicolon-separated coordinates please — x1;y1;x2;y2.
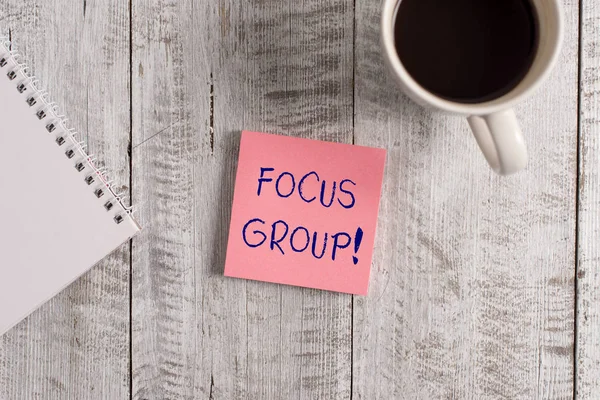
394;0;538;103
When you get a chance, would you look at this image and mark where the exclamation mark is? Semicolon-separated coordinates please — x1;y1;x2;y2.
352;227;363;265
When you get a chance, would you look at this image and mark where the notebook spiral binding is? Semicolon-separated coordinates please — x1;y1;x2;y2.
0;38;133;225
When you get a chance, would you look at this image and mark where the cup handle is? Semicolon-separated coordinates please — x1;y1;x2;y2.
467;109;527;175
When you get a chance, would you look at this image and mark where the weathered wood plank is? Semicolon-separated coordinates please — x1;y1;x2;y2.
242;1;354;399
131;2;224;399
0;1;131;399
131;0;353;398
576;0;600;398
352;0;579;399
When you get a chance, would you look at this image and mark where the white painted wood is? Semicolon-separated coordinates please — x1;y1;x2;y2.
131;0;354;398
0;0;131;399
576;0;600;398
1;0;596;398
352;0;579;399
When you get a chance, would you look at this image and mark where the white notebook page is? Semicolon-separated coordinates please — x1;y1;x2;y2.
0;44;139;335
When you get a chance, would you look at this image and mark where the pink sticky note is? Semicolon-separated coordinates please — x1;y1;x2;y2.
224;131;386;295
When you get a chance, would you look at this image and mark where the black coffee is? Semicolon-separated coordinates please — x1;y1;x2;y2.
394;0;538;103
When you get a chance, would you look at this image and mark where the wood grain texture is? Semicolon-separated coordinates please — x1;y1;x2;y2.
1;0;596;398
0;0;131;399
576;0;600;398
131;0;353;398
352;0;579;399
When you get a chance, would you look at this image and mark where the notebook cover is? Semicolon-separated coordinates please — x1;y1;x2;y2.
0;40;140;335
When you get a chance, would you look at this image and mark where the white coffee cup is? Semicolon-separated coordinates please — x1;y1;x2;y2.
381;0;563;175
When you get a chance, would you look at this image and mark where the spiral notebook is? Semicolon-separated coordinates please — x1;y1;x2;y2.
0;39;140;335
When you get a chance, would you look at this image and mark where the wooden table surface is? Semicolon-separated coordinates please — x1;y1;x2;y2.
0;0;598;399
